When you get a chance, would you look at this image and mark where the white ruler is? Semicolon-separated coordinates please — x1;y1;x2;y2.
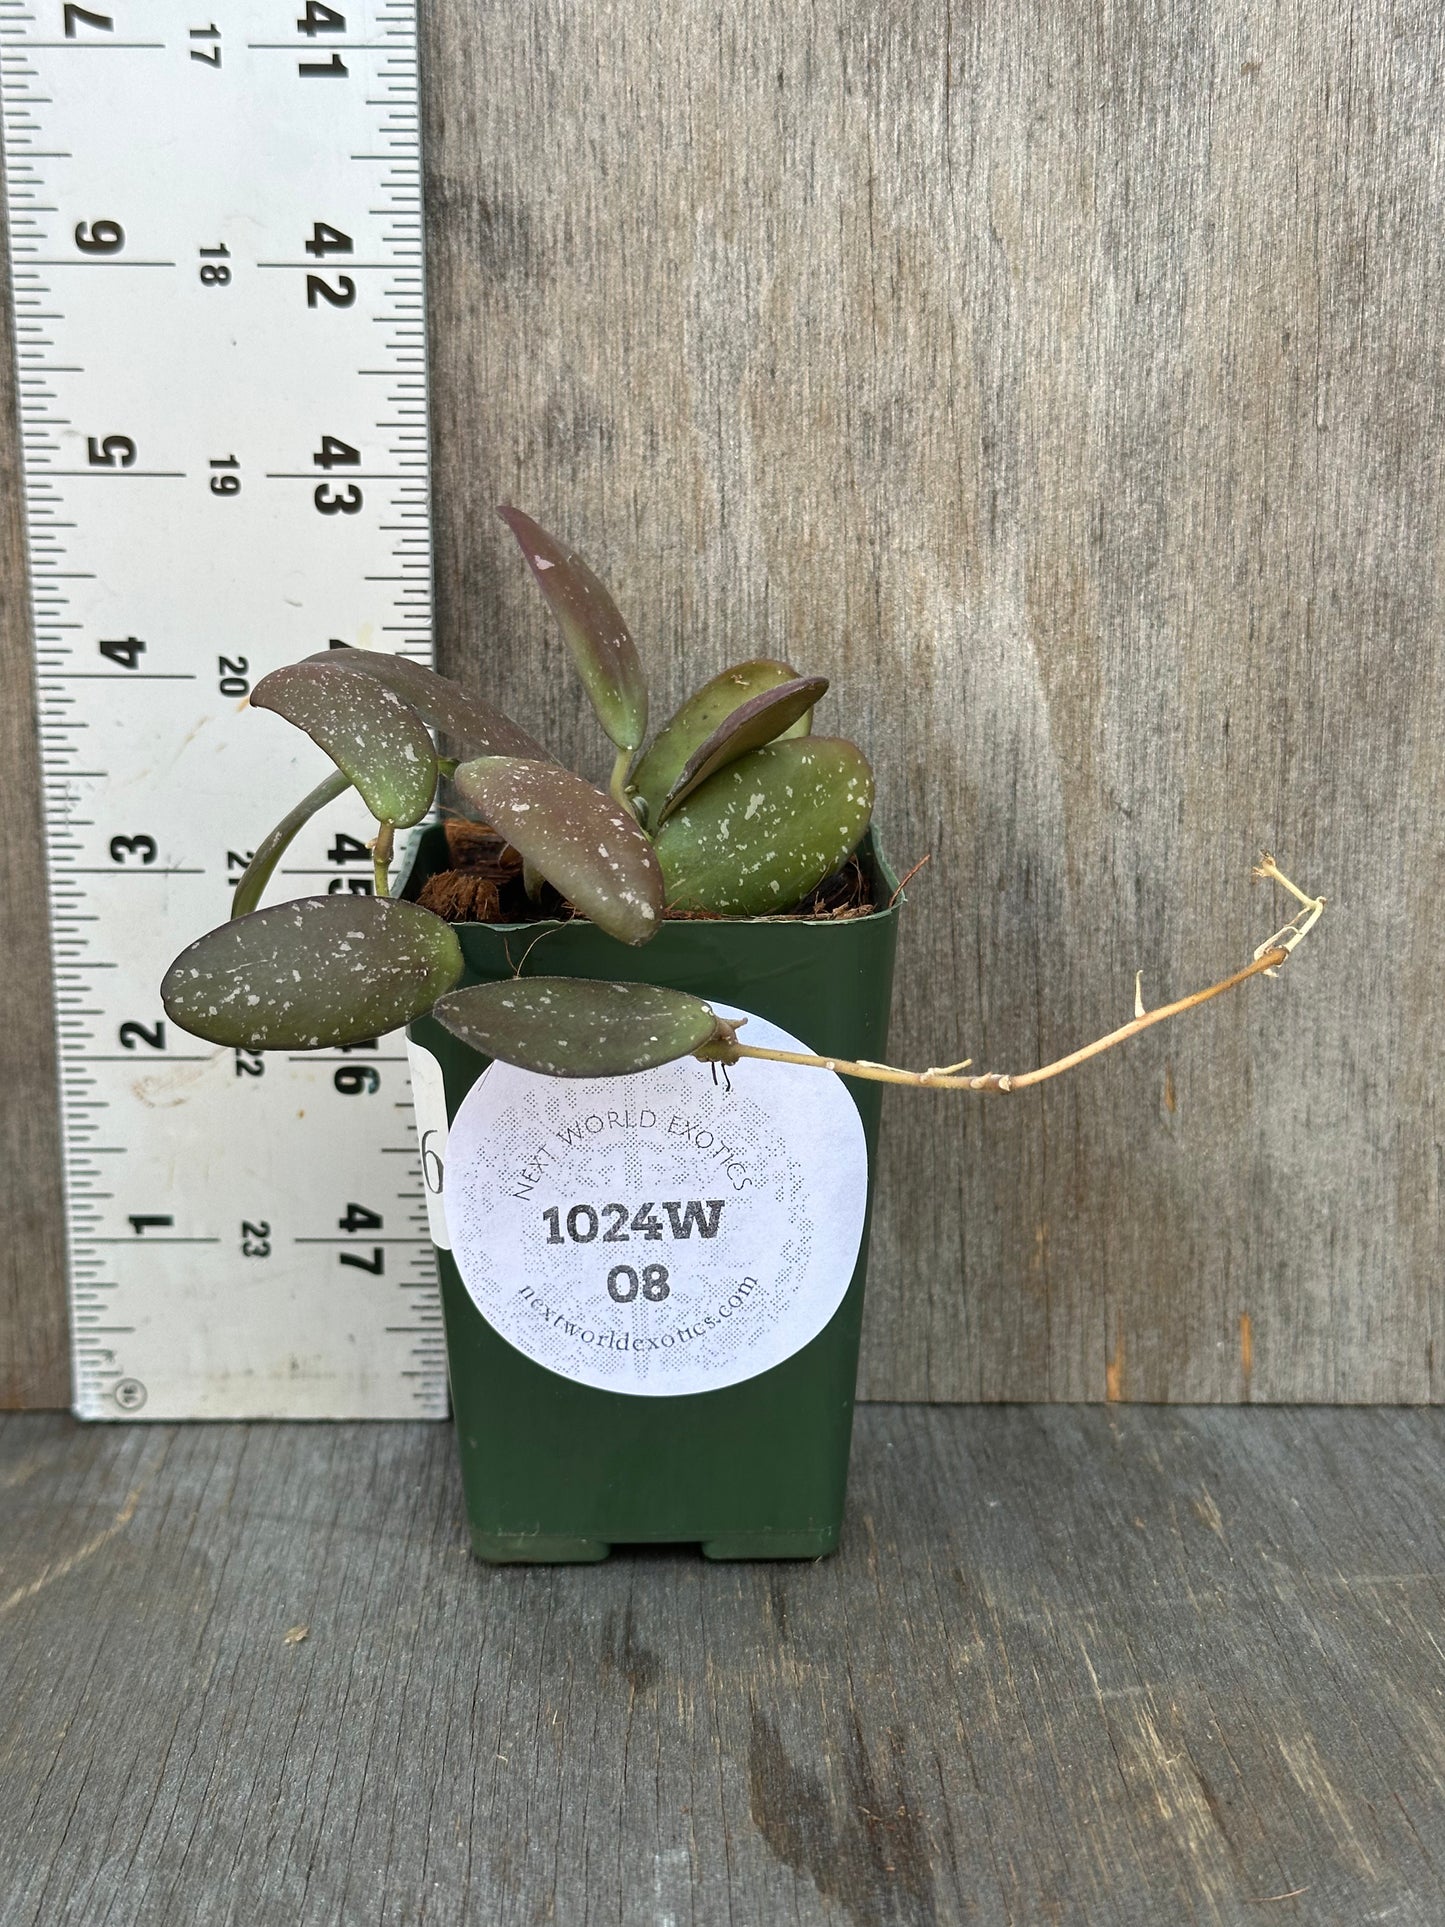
1;0;447;1419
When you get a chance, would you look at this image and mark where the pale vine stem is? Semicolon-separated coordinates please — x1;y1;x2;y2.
719;857;1327;1094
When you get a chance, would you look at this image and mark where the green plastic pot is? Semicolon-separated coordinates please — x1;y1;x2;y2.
400;825;899;1563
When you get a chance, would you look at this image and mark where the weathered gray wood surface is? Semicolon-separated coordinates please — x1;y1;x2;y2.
4;1404;1444;1925
4;3;1443;1403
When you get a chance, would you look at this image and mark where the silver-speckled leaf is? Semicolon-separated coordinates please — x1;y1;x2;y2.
655;675;828;824
498;505;648;754
654;737;874;917
302;648;549;762
432;977;732;1077
452;756;664;946
161;896;463;1049
251;660;437;827
630;659;804;825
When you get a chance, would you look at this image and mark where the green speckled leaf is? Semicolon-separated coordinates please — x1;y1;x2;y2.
655;675;828;824
162;896;463;1049
251;660;437;826
433;977;731;1078
499;505;648;754
452;755;664;946
302;648;549;762
631;658;804;825
654;737;874;917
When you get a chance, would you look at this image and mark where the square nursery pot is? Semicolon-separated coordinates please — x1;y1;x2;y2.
399;825;900;1563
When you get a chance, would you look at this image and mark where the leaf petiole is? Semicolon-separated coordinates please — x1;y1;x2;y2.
372;820;395;899
231;767;352;919
609;744;638;819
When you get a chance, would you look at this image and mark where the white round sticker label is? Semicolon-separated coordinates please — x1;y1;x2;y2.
444;1002;868;1396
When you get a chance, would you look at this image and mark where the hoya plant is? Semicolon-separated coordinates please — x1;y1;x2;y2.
163;508;1324;1085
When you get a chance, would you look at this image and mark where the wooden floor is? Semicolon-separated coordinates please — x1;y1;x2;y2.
2;1406;1443;1926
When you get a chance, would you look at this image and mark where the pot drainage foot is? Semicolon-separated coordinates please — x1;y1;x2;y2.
700;1528;840;1561
470;1531;610;1564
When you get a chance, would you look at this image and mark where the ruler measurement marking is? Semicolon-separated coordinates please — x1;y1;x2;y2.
6;0;443;1421
86;1055;210;1064
295;1238;429;1246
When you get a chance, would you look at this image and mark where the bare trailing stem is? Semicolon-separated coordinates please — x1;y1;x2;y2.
1250;852;1326;971
712;859;1326;1094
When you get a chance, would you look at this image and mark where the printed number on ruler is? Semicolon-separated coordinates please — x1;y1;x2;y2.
1;0;445;1418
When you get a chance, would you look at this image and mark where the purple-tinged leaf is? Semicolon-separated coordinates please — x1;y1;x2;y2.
303;647;549;762
452;756;664;946
498;505;648;754
630;659;806;824
433;977;735;1078
655;675;828;824
654;737;874;917
252;660;437;827
162;896;463;1050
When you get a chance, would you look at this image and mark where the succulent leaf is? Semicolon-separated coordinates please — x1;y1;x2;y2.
498;505;648;754
162;896;464;1050
654;737;874;917
432;977;734;1078
302;647;549;762
655;675;828;824
630;659;805;825
251;660;437;827
451;755;664;946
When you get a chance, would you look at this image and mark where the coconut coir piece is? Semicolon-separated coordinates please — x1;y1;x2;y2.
416;871;502;922
418;820;563;923
442;820;522;875
416;819;874;924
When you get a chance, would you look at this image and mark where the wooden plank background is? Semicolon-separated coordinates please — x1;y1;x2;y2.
2;2;1441;1406
7;1404;1445;1922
